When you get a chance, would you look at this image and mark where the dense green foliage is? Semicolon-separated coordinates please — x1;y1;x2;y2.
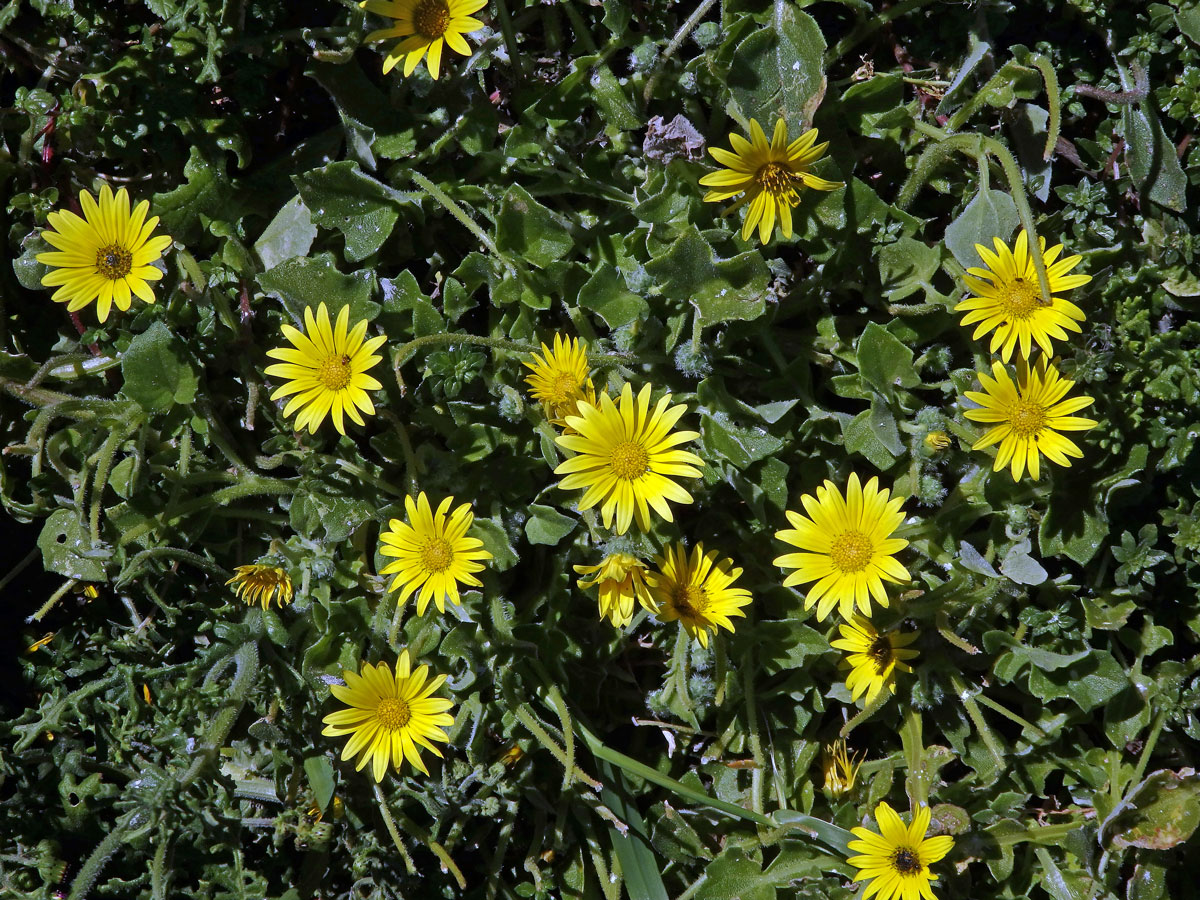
2;1;1199;898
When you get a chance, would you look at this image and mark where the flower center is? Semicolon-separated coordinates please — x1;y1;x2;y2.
420;537;455;573
997;278;1041;319
376;697;412;731
756;162;801;203
317;354;353;391
672;583;707;616
413;0;451;38
1007;399;1047;438
830;530;873;573
95;244;132;280
868;635;894;673
547;372;580;406
890;847;923;875
609;440;650;481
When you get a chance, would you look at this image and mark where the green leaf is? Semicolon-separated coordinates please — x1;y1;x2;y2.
839;73;904;138
293;161;408;262
594;759;670;900
303;756;335;814
151;146;231;244
1028;650;1127;711
257;252;378;324
856;322;920;397
944;189;1020;267
842;400;903;469
726;1;827;139
578;265;648;329
474;518;518;572
876;237;941;302
254;194;317;270
701;414;785;469
524;504;577;546
38;509;108;582
1121;100;1188;212
999;537;1048;586
645;227;769;325
495;185;574;269
121;321;198;413
1101;768;1200;850
747;620;829;675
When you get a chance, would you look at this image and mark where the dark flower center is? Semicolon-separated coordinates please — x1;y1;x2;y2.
95;244;132;280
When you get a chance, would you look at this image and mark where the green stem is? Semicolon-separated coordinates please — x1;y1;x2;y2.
491;0;524;77
28;579;76;623
839;689;890;736
951;673;1006;770
576;720;773;828
513;704;602;790
741;642;765;817
642;0;719;106
982;136;1052;305
826;0;939;63
117;476;295;547
410;170;515;274
1125;710;1167;797
1029;53;1062;161
372;783;417;875
975;693;1044;739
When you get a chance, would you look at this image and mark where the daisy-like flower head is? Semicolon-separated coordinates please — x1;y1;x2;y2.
265;303;386;436
360;0;486;79
699;118;842;245
378;492;493;616
226;564;294;610
773;473;909;621
822;738;864;798
523;333;596;427
644;542;752;648
36;185;172;323
963;356;1097;482
847;802;955;900
831;615;919;704
574;553;651;628
554;383;704;536
321;650;455;781
955;229;1091;362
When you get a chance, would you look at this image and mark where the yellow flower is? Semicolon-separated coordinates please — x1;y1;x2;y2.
226;564;294;609
963;356;1097;482
378;492;493;615
955;229;1090;362
822;739;863;798
831;615;919;704
321;650;455;780
773;473;909;621
574;553;651;628
644;543;752;648
265;302;386;435
923;431;951;451
523;333;596;427
360;0;486;79
699;118;842;244
36;185;172;323
554;383;704;536
847;802;954;900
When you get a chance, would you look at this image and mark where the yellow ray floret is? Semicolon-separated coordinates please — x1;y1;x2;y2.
523;333;596;427
773;473;909;621
954;229;1090;362
265;302;386;435
37;184;172;323
378;492;493;616
644;542;752;648
700;117;842;245
226;565;294;610
846;802;955;900
822;738;864;798
322;650;456;781
360;0;486;79
574;553;652;628
831;615;919;704
554;383;704;536
963;356;1097;482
